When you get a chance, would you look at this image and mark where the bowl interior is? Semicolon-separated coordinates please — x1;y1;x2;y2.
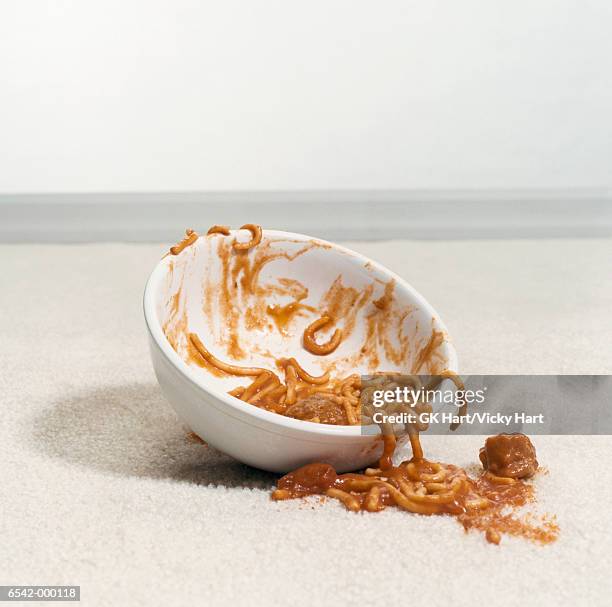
152;230;456;401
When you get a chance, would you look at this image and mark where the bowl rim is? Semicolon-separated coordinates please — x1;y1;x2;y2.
143;229;458;437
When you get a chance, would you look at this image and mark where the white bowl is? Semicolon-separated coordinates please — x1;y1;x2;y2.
144;229;457;473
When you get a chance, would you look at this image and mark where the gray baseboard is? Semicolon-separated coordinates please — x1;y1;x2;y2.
0;189;610;242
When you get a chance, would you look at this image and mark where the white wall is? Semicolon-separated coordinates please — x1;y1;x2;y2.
1;0;611;193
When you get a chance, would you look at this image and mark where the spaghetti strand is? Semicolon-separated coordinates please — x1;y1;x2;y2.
303;316;342;355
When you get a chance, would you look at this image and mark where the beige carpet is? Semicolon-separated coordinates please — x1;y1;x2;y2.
1;240;611;607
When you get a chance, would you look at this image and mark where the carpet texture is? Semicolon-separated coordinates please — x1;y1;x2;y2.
1;240;611;607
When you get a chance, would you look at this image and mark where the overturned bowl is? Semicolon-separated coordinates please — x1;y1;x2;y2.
144;229;457;473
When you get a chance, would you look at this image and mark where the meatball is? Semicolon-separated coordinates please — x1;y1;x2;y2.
479;433;538;479
277;463;338;496
285;393;348;425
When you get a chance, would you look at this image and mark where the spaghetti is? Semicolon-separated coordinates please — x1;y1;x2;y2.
165;225;556;546
268;372;556;544
303;316;342;355
279;358;330;385
207;225;231;236
188;331;360;423
188;333;267;376
272;431;558;545
233;223;263;251
169;229;198;255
